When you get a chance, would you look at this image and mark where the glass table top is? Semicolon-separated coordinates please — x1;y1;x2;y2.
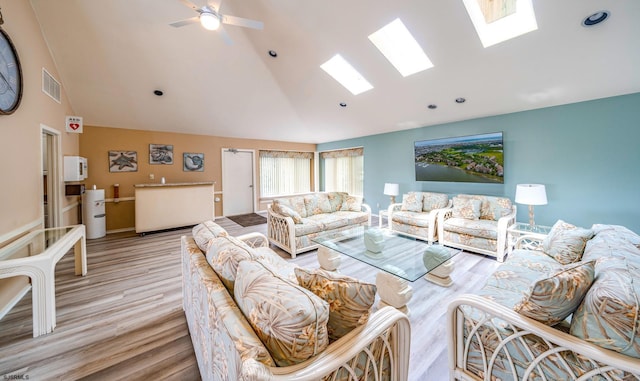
313;226;460;282
0;226;75;261
509;222;552;235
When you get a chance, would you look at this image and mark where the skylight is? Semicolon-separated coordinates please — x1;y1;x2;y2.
320;54;373;95
463;0;538;48
368;18;433;77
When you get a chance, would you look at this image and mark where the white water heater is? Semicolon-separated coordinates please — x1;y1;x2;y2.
64;156;88;181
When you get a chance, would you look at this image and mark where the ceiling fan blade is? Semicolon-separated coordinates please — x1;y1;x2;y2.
207;0;222;13
170;16;200;28
221;15;264;30
219;27;234;46
178;0;200;11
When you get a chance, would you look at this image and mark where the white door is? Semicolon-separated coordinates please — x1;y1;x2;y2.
222;149;255;216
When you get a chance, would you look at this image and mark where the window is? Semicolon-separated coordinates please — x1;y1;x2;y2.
259;150;312;197
368;18;434;77
321;148;364;196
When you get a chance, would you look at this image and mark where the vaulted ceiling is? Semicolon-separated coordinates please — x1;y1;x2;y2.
30;0;640;143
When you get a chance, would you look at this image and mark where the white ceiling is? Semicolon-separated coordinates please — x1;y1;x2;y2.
30;0;640;144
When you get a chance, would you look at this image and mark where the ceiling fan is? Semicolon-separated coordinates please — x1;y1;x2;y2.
170;0;263;44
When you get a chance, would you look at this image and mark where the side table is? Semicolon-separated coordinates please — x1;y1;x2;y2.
507;222;551;255
0;225;87;337
378;210;389;228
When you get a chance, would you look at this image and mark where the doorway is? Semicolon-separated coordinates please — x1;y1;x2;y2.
222;149;255;216
41;125;62;228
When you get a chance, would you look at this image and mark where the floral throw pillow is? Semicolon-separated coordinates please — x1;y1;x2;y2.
234;261;329;366
514;260;595;325
401;192;423;212
543;220;594;265
294;268;377;341
341;195;363;212
451;197;481;220
272;201;303;224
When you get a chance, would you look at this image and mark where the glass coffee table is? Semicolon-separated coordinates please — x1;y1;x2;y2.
0;225;87;337
312;226;460;314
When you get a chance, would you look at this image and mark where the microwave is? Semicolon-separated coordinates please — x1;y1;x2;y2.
64;156;88;181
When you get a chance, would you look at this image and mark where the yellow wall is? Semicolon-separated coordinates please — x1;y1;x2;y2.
0;1;79;241
80;125;315;232
0;2;79;314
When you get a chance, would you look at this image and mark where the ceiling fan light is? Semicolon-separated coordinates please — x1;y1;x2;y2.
200;12;220;30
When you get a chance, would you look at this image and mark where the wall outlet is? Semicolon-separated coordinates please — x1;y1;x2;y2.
149;174;154;180
376;203;380;209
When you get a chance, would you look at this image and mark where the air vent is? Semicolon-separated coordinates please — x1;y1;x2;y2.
42;68;61;103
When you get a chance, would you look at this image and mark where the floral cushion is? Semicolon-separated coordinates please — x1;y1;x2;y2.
451;197;481;220
327;192;346;212
400;192;423;212
305;193;333;215
192;220;228;252
272;202;303;224
543;220;594;265
294;268;377;341
513;261;595;325
234;260;330;366
206;236;256;292
422;192;449;212
341;195;363;212
274;196;307;218
570;256;640;358
480;197;513;221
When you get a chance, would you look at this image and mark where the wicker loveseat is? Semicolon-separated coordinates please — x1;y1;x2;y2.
267;192;371;258
182;220;410;381
448;222;640;380
438;194;516;262
387;191;452;244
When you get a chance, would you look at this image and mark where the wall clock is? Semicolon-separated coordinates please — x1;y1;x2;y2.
0;27;22;115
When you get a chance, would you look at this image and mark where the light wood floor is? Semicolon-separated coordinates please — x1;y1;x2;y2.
0;217;500;381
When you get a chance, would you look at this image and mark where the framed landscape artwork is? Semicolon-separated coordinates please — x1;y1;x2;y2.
149;144;174;164
109;151;138;172
183;153;204;172
414;132;504;183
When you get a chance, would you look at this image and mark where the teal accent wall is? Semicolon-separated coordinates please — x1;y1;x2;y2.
318;92;640;233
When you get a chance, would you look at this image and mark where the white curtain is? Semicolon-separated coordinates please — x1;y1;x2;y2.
322;148;364;196
259;151;312;197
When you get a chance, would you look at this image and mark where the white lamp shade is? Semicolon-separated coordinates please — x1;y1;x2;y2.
515;184;547;205
383;183;399;196
200;12;221;30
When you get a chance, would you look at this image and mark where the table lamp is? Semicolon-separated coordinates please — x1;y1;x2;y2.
384;183;400;204
515;184;547;226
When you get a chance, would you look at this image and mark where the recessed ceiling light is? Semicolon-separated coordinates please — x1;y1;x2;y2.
154;90;163;96
339;102;347;107
455;97;466;104
582;11;610;27
268;50;278;57
368;18;434;77
320;54;373;95
428;104;437;109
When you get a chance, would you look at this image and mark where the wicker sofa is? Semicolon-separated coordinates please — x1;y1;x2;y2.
387;191;452;244
438;194;516;262
182;220;410;381
267;192;371;258
448;222;640;380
